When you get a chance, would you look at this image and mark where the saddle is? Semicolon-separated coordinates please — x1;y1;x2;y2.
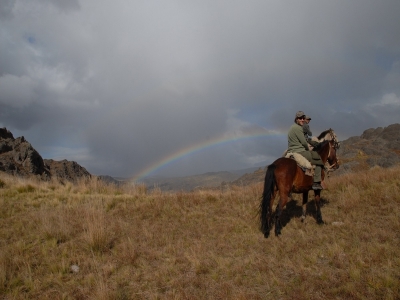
284;152;315;177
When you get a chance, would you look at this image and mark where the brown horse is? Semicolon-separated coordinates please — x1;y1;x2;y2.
260;129;340;238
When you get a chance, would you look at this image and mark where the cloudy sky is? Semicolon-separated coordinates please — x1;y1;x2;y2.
1;0;400;179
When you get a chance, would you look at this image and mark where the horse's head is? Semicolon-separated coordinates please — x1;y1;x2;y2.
317;128;340;171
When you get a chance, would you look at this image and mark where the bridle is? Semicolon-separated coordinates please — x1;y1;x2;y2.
324;129;340;172
328;128;340;150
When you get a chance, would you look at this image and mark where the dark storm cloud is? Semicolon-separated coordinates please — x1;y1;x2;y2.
1;0;400;177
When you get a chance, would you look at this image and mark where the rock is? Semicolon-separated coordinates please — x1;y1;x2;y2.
0;128;49;178
0;128;14;139
70;265;80;273
0;127;91;181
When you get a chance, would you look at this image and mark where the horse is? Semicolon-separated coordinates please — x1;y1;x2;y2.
260;129;340;238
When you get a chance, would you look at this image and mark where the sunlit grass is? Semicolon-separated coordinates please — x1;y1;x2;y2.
0;166;399;299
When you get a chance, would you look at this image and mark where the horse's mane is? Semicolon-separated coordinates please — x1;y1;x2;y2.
316;129;332;140
315;128;340;150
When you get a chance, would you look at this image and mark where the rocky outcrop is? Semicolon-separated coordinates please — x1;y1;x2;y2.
0;128;49;179
336;123;400;174
0;127;91;181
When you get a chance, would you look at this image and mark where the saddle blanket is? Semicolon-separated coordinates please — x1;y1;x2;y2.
285;152;315;177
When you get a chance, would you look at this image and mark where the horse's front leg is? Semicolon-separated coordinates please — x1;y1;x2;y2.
301;192;308;222
314;190;324;224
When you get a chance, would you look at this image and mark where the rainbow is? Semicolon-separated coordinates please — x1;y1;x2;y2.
131;128;285;182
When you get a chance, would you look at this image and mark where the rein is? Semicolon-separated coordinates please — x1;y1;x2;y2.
324;133;340;173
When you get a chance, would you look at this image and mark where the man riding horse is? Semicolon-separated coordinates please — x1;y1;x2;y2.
260;114;339;237
287;111;324;190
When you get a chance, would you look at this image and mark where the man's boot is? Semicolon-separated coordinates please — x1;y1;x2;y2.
312;182;323;190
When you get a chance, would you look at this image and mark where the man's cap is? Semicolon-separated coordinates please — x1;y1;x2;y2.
305;115;311;120
295;111;305;119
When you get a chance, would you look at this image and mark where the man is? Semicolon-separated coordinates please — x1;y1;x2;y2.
287;111;324;190
303;115;312;140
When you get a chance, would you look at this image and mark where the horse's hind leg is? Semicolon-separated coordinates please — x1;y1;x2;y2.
301;192;308;222
314;190;324;224
274;204;282;236
269;191;276;224
264;189;276;238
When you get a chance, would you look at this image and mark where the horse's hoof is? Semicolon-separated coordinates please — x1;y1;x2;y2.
317;219;324;225
264;232;270;238
301;215;306;222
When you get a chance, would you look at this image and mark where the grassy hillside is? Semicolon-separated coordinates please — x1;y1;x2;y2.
0;166;399;299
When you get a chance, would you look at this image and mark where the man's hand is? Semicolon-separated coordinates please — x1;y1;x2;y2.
308;140;319;148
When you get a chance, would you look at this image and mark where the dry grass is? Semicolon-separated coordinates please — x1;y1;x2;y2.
0;165;399;299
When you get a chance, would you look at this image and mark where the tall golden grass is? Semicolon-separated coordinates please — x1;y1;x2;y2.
0;165;399;299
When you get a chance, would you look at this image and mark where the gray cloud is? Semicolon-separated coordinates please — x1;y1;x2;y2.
0;0;15;20
1;0;400;178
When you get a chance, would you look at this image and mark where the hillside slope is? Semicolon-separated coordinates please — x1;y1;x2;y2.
0;163;399;299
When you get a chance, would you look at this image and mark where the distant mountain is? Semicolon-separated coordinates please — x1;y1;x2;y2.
139;171;245;192
228;167;266;187
98;175;124;185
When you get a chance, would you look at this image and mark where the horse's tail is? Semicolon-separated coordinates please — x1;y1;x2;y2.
260;163;276;238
